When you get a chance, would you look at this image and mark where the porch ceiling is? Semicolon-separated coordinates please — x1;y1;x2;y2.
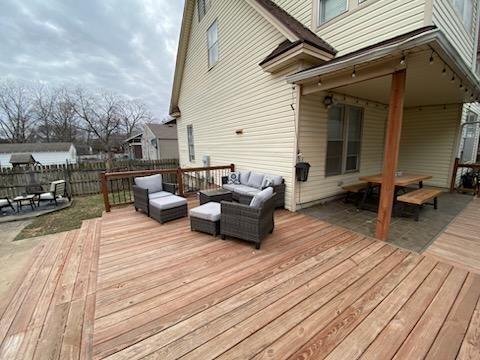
287;28;480;108
334;53;469;107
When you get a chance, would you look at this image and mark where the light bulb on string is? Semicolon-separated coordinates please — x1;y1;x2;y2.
352;66;356;78
429;51;434;64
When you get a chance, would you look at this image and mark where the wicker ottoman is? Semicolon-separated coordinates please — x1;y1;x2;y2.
189;202;221;236
149;195;188;224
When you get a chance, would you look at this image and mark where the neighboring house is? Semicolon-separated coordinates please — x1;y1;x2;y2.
141;123;179;160
458;104;480;163
75;144;95;162
0;143;77;168
170;0;480;218
124;133;144;160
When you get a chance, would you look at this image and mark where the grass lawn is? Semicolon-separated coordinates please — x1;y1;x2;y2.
15;194;105;240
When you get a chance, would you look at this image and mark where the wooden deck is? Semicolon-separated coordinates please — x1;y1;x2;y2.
1;201;480;359
425;198;480;274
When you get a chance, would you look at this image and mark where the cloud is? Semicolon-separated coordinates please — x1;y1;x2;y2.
0;0;184;119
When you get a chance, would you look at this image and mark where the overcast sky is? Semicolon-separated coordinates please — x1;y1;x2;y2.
0;0;184;120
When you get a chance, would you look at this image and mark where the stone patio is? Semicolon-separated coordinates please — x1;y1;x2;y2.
300;191;473;252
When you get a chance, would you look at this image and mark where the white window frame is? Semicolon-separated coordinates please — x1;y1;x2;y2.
317;0;348;26
197;0;210;22
187;125;195;161
207;20;219;68
325;104;364;176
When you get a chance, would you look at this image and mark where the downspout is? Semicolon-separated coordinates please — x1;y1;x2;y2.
290;84;302;212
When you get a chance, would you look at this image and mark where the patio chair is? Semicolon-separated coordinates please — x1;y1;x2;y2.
37;180;70;207
220;188;276;249
133;174;177;216
0;197;15;212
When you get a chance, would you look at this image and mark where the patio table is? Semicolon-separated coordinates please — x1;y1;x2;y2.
357;173;432;210
13;194;36;212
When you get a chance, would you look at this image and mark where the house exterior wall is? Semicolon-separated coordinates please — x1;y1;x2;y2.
158;139;179;160
273;0;478;69
176;0;298;209
0;150;77;168
398;104;462;188
295;92;387;207
432;0;479;67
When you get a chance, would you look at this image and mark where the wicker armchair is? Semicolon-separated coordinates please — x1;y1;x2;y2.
221;176;286;208
133;182;177;216
220;194;276;249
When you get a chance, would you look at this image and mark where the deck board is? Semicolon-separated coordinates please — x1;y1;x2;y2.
1;199;479;359
425;199;480;274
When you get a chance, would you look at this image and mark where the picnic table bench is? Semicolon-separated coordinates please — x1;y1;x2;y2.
397;188;442;221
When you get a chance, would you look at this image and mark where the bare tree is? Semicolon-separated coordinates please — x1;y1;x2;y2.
33;84;56;142
73;88;122;166
0;81;35;143
51;88;78;142
119;99;151;137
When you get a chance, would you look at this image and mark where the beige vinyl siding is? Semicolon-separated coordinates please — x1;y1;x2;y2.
158;140;179;160
177;0;297;209
432;0;478;67
274;0;426;56
295;92;387;206
398;104;462;188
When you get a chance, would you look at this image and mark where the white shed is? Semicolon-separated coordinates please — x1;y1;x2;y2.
0;143;77;168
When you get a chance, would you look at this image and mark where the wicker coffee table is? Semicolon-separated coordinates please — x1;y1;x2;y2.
199;188;232;205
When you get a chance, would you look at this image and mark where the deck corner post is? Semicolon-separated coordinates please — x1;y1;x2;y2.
376;69;407;241
450;157;460;193
100;171;111;212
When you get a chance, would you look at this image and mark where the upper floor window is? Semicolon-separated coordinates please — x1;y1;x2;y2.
198;0;210;22
452;0;473;31
207;21;219;68
318;0;348;25
187;125;195;161
326;104;363;176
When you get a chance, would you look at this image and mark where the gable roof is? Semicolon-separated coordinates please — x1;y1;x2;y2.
9;153;38;165
0;142;73;154
145;123;178;140
169;0;335;116
253;0;336;55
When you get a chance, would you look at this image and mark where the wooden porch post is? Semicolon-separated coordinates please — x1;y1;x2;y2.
375;70;407;241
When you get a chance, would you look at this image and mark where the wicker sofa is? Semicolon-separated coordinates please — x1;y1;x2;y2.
222;171;285;208
220;192;276;249
133;174;186;223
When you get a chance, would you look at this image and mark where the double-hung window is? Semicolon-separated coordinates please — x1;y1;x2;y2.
207;20;219;68
326;104;363;176
187;125;195;161
197;0;210;22
452;0;473;31
318;0;348;25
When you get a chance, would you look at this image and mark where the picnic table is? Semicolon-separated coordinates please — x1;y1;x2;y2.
357;173;432;210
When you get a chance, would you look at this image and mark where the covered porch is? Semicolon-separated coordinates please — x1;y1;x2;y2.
288;26;480;241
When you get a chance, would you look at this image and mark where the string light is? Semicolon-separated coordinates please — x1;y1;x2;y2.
429;51;435;64
352;65;356;78
400;54;406;65
318;77;322;86
442;66;447;76
451;74;455;82
460;82;463;89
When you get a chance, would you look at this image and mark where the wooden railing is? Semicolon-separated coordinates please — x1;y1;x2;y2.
100;164;235;211
450;157;480;196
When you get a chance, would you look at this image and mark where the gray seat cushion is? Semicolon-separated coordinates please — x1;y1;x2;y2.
135;174;163;193
223;184;260;196
247;172;265;189
239;171;251;185
189;202;221;222
264;174;283;186
0;199;11;207
250;187;274;208
149;191;174;200
150;195;187;210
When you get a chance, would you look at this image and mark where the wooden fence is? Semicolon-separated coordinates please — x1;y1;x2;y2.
0;159;179;198
101;164;235;211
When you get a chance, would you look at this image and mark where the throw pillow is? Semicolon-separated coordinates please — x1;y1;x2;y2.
227;171;241;185
250;187;274;208
261;176;274;189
